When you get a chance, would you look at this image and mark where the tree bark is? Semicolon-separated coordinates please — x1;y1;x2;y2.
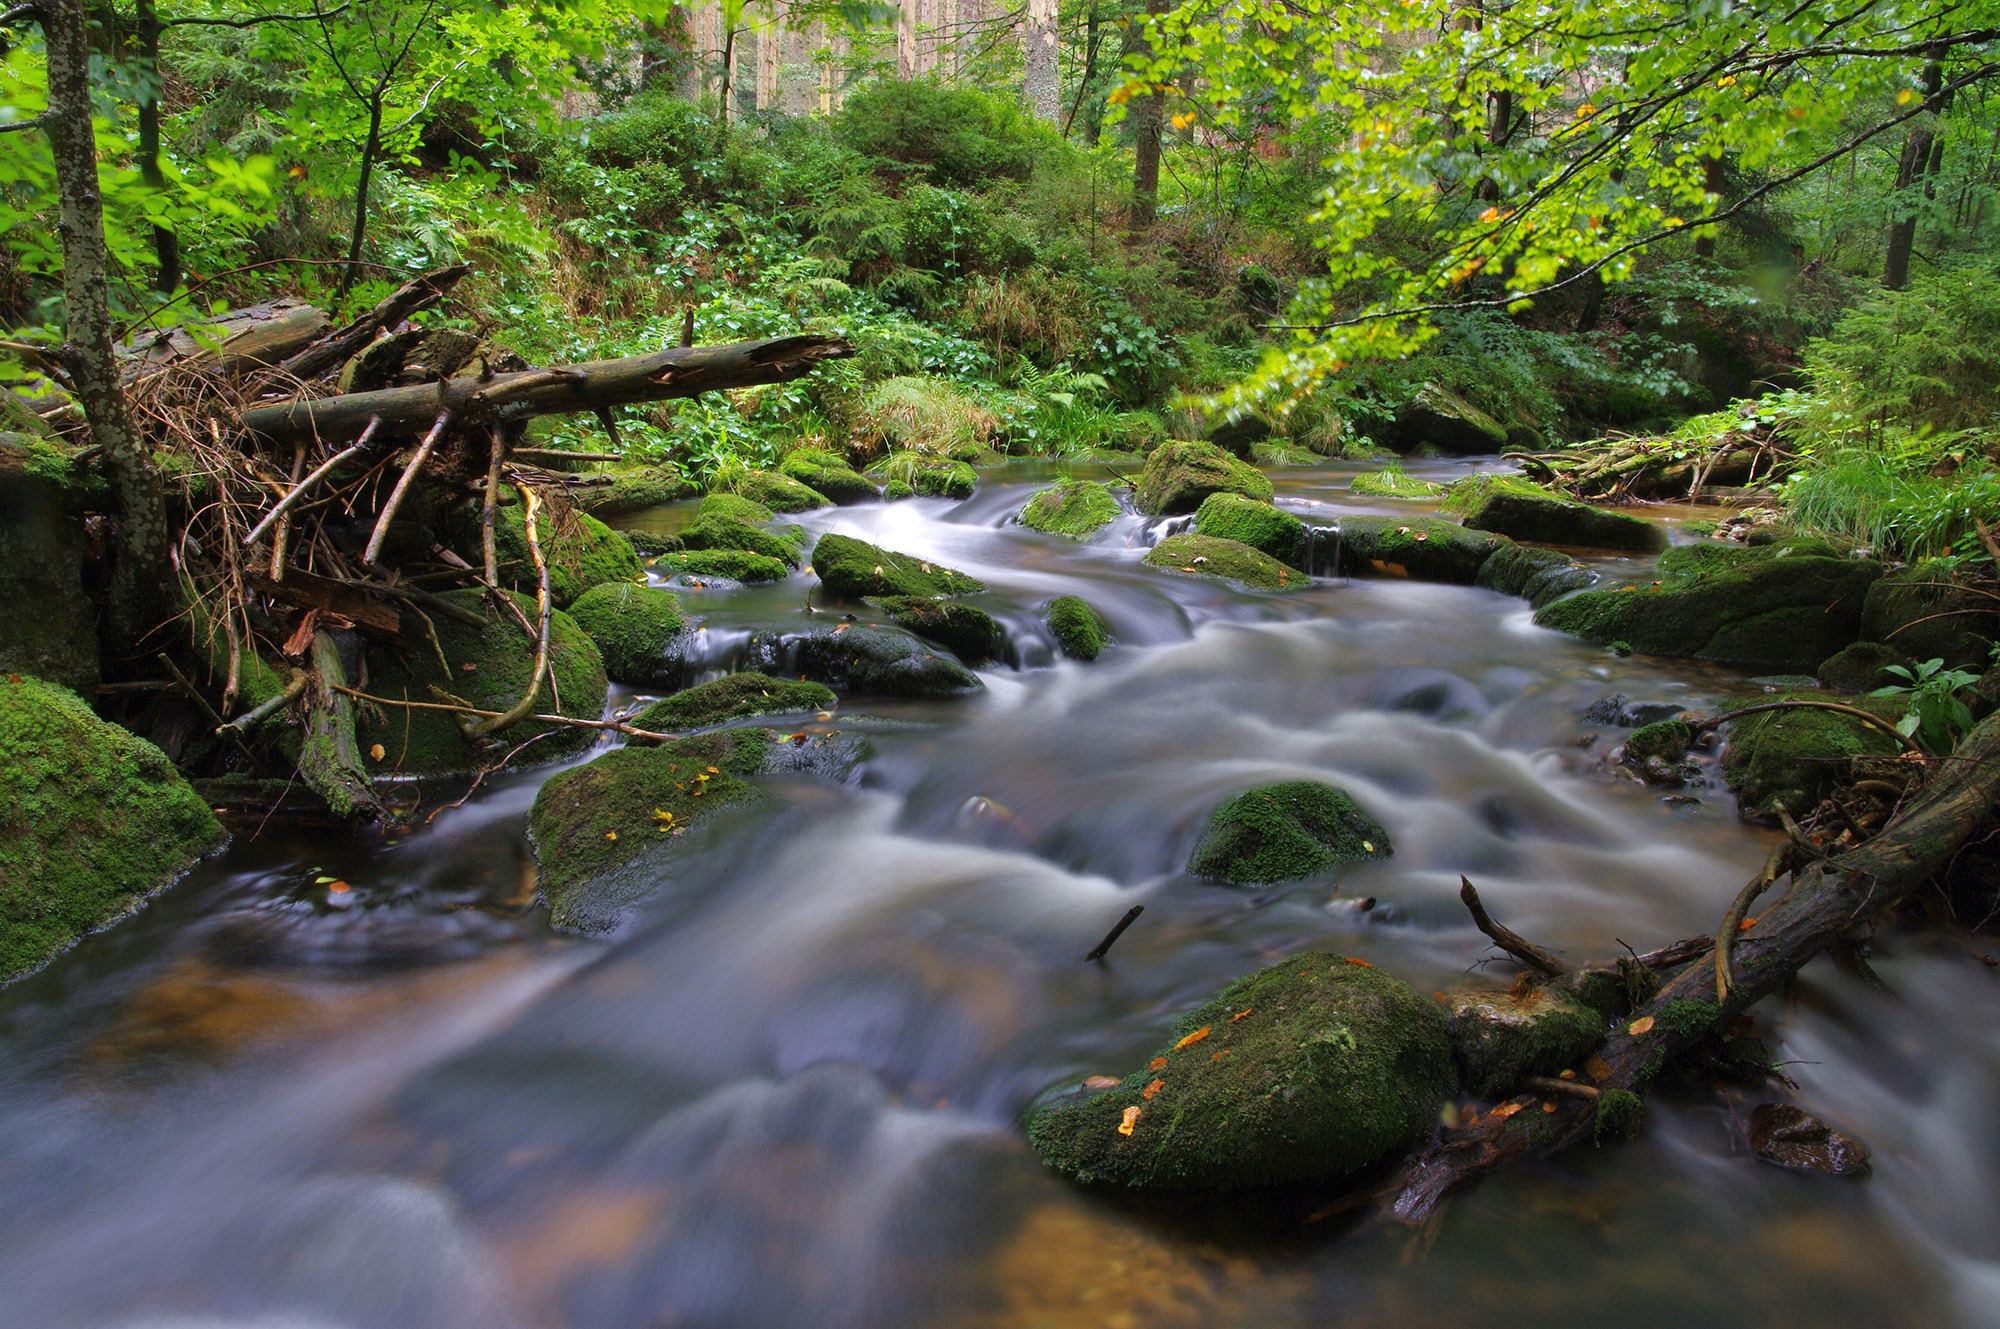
1128;0;1167;228
270;262;468;385
1884;56;1946;289
134;0;179;292
1022;0;1059;123
334;88;387;307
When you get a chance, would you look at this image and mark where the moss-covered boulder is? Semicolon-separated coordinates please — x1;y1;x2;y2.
1188;781;1390;884
1045;596;1110;661
1026;954;1456;1189
1621;718;1695;785
1351;468;1444;499
1329;515;1505;584
1384;382;1509;455
1442;475;1666;553
359;590;609;777
869;455;978;499
1133;440;1273;515
1861;564;1998;669
1192;492;1307;569
629;672;836;732
810;533;984;599
1474;542;1595;608
700;491;775;523
1818;641;1912;693
0;436;98;694
1;675;226;982
573;465;700;517
867;595;1005;664
1019;480;1120;539
567;583;692;687
1534;539;1884;673
883;478;916;500
781;625;984;698
1720;693;1904;819
714;469;830;513
619;530;683;557
780;447;880;505
493;504;644;609
678;513;807;567
1143;533;1300;591
653;548;791;584
1446;987;1605;1098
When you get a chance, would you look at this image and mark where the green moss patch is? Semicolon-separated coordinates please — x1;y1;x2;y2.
811;533;984;598
654;548;790;583
494;504;645;608
1447;987;1606;1098
1045;596;1110;661
1817;641;1911;693
1020;480;1120;539
700;492;776;524
630;672;836;731
780;446;880;505
620;531;683;556
679;513;806;567
1192;492;1307;569
574;464;700;516
1473;542;1594;607
869;454;978;499
1188;781;1390;884
1350;469;1444;498
1441;476;1666;552
567;583;691;687
1134;440;1273;515
867;595;1005;664
1143;533;1299;591
1330;515;1504;584
1719;692;1903;819
1861;565;1999;669
714;468;830;513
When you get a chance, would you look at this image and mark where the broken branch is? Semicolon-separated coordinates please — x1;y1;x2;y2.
1458;875;1571;976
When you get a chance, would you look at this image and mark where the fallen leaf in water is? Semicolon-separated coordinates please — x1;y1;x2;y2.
1344;956;1373;968
1148;1057;1168;1071
1586;1055;1613;1081
368;743;386;761
1173;1027;1211;1051
1082;1075;1120;1090
1231;1008;1254;1022
1118;1106;1141;1135
1142;1079;1164;1100
1628;1015;1656;1035
1491;1102;1523;1119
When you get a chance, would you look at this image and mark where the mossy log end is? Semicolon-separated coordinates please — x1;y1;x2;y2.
299;630;387;823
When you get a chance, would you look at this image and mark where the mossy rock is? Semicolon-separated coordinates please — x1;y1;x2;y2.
654;548;790;584
811;533;984;599
1026;954;1456;1189
1818;641;1912;694
619;530;683;556
629;671;836;732
714;469;830;513
1474;542;1595;608
1384;382;1509;455
1192;492;1307;569
868;455;978;499
1188;781;1390;884
867;595;1004;664
1329;515;1504;584
679;513;806;567
884;478;916;500
573;465;700;517
1534;540;1884;673
780;447;880;505
1133;440;1273;516
0;438;98;694
700;492;775;524
1625;719;1691;764
1019;480;1120;539
1205;410;1271;458
1442;475;1665;553
778;625;984;698
1351;469;1444;499
1653;537;1842;578
359;589;608;777
493;504;644;609
1861;564;1998;670
1719;693;1904;819
567;583;692;687
1;675;225;983
1045;596;1110;661
1446;987;1605;1099
1143;533;1300;591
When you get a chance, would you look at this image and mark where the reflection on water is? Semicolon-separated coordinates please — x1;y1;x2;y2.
1;459;1994;1328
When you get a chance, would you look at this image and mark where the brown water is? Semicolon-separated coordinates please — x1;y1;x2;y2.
3;459;1996;1329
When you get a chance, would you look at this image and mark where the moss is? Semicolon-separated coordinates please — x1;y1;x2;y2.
574;464;700;516
1442;474;1666;553
1329;515;1504;584
1817;641;1911;693
0;675;225;982
1019;480;1120;539
791;625;984;697
1045;596;1110;661
620;530;683;556
567;583;690;687
1660;998;1718;1038
1654;536;1841;578
0;441;99;694
654;548;791;583
629;671;836;731
493;504;644;608
359;589;608;777
1350;468;1444;498
1249;441;1321;467
1439;473;1563;518
679;514;806;568
1625;719;1691;764
700;492;776;524
1474;542;1594;607
1026;953;1456;1189
1188;781;1390;884
1550;964;1635;1019
867;595;1004;664
713;468;830;513
780;446;880;505
1386;382;1510;454
1718;692;1903;818
1595;1088;1646;1143
1133;440;1273;515
1143;533;1300;591
867;454;978;499
1861;564;1998;669
1447;987;1606;1098
884;478;916;500
811;533;984;598
0;392;57;440
1192;492;1307;569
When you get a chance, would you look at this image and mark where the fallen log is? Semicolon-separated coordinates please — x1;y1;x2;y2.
247;567;407;645
239;334;855;447
300;630;388;823
268;263;471;386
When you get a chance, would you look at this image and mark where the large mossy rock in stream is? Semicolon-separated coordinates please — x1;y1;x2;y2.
1026;954;1456;1189
655;548;791;584
1719;693;1905;820
1192;492;1307;569
1441;474;1666;553
1474;542;1595;608
1019;479;1120;539
1;675;226;982
1328;515;1505;584
1045;596;1111;661
700;491;776;524
866;595;1005;664
492;504;644;609
780;447;880;505
771;625;984;698
678;513;807;567
868;454;979;499
811;533;985;599
567;583;693;687
1144;533;1300;591
1446;987;1605;1099
1861;564;1999;670
359;589;608;777
1350;468;1444;499
0;435;99;695
1188;781;1391;884
1533;538;1884;673
1382;383;1510;455
1817;641;1912;694
629;671;836;732
572;464;700;517
713;468;831;513
1133;440;1273;515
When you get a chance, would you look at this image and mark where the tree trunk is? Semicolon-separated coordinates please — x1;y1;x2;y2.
335;90;388;307
1022;0;1059;123
134;0;180;292
1884;57;1945;289
1128;0;1167;228
1694;154;1726;258
43;0;175;661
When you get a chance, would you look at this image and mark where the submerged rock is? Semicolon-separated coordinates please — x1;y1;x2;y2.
1019;479;1120;539
1191;492;1307;569
775;624;984;698
654;548;790;584
1026;953;1456;1188
566;583;693;687
1474;542;1595;607
1384;382;1509;455
1144;533;1299;591
573;464;700;517
1329;515;1504;584
629;671;836;732
1446;987;1605;1099
1188;781;1390;884
1816;641;1911;693
1044;596;1110;661
1442;475;1665;552
714;469;830;513
1719;693;1903;819
780;447;880;505
1750;1103;1871;1176
1133;440;1273;515
1350;468;1444;498
810;533;984;599
867;595;1005;664
492;504;644;609
1;675;226;982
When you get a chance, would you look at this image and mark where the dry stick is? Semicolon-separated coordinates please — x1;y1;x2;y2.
219;670;307;732
1458;875;1571;976
329;684;679;744
1085;905;1145;961
242;416;382;547
1715;843;1788;1002
362;408;452;565
459;481;551;739
354;563;486;628
1689;699;1927;757
270;439;306;581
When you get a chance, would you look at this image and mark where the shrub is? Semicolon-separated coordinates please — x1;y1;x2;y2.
833;80;1059;187
1807;268;2000;437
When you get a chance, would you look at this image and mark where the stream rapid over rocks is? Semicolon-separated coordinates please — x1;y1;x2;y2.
4;458;1998;1329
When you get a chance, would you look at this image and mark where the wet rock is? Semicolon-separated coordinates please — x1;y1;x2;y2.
1580;693;1687;728
1019;479;1120;539
1446;986;1605;1098
1026;953;1456;1188
1250;441;1321;467
1133;440;1273;515
1;675;226;982
1191;491;1307;569
360;589;608;777
1861;564;1998;669
713;469;830;513
1719;693;1904;819
1205;410;1271;458
1817;641;1912;694
1383;382;1509;455
1350;468;1444;498
619;530;683;556
1045;596;1110;661
869;455;977;498
0;435;97;694
572;464;700;517
810;533;984;599
1750;1103;1871;1176
867;595;1005;664
1534;538;1883;673
654;548;790;583
1442;475;1667;553
1188;781;1391;884
1328;515;1505;584
883;478;916;500
678;513;807;567
1621;718;1695;786
491;503;644;608
779;446;880;505
775;624;984;698
629;671;836;732
1475;542;1595;608
567;583;693;687
1143;533;1300;591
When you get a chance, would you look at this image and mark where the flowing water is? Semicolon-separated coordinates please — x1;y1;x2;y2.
4;459;1998;1329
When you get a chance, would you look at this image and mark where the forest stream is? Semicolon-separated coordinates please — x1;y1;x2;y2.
2;459;1996;1329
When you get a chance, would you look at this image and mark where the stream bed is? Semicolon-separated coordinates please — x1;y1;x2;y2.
4;458;1998;1329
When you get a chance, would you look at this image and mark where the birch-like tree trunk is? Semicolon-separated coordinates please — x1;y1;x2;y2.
1023;0;1059;121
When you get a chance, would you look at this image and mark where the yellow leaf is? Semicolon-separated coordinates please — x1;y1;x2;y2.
1230;1008;1254;1023
1898;87;1917;105
1586;1055;1613;1081
1172;1027;1212;1051
1575;102;1597;119
605;831;618;841
1478;206;1500;223
1118;1105;1142;1135
1344;956;1372;968
1716;74;1737;89
1148;1057;1168;1071
1491;1102;1523;1119
1210;1050;1231;1062
1628;1015;1655;1035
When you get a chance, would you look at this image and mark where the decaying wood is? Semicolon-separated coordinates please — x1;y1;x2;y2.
456;480;550;739
119;299;332;381
301;630;387;822
247;568;406;644
362;408;452;565
267;263;471;385
241;416;382;546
